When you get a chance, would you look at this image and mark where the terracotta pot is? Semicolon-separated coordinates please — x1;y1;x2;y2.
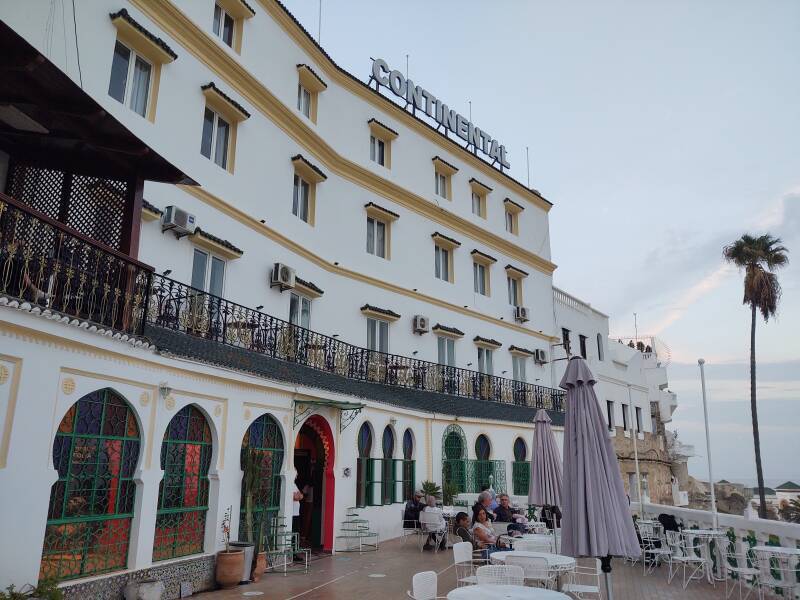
251;551;267;582
216;550;245;589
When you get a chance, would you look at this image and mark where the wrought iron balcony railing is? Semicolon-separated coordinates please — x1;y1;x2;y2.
0;193;153;336
147;276;565;411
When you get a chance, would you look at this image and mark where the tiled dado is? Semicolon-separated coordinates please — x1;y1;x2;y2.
61;555;215;600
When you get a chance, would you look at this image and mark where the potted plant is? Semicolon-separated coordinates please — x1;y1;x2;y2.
442;482;459;506
420;480;442;502
239;448;266;582
215;506;244;589
0;581;62;599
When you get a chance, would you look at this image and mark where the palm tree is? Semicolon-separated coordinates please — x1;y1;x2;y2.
723;234;789;519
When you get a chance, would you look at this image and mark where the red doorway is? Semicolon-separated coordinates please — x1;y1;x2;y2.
294;414;335;552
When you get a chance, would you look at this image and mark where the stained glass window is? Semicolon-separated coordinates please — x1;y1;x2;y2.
153;405;212;561
239;414;284;547
381;427;394;504
402;429;414;460
356;422;373;507
40;389;140;582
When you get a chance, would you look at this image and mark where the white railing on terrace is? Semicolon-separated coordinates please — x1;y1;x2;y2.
632;501;800;597
552;287;608;318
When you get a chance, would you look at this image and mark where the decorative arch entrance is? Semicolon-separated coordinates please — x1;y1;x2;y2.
442;424;467;493
294;414;335;552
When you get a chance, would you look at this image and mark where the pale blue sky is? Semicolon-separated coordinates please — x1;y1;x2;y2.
282;0;800;484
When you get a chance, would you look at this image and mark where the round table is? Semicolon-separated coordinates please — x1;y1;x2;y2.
447;585;570;599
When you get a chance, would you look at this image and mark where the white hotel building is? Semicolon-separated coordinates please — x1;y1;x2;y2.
0;1;679;596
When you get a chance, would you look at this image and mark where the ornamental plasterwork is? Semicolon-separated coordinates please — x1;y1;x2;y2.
61;378;76;395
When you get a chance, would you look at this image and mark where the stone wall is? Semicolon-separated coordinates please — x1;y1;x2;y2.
611;428;675;506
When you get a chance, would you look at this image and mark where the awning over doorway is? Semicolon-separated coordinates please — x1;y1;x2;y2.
293;398;365;431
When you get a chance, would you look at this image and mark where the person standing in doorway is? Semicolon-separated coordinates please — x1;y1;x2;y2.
301;467;315;545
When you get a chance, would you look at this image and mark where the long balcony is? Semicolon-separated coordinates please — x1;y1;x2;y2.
0;193;564;415
145;275;565;412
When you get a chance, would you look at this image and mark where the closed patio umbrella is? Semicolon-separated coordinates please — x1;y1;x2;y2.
529;408;563;551
559;356;640;600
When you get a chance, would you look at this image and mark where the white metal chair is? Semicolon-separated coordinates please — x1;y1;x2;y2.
640;523;671;576
562;558;602;599
665;531;707;589
513;538;553;553
754;548;800;599
401;508;420;545
407;571;446;600
418;510;446;553
504;555;555;589
452;541;488;587
720;542;760;600
476;564;525;586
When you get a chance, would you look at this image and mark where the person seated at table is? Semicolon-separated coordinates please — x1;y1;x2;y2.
471;490;496;522
471;507;507;556
479;484;499;511
422;495;447;551
454;512;474;545
494;494;527;535
403;490;425;528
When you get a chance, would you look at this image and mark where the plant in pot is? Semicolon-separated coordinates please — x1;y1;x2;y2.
215;506;244;590
240;448;267;582
442;481;459;506
420;480;442;502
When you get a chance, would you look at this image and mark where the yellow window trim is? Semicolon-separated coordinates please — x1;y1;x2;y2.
505;265;529;279
292;154;327;184
471;249;497;266
473;337;502;350
432;326;464;339
111;13;177;65
364;202;399;223
431;232;461;251
202;83;250;124
216;0;256;20
509;346;536;357
469;178;492;196
297;64;328;94
294;280;323;299
126;0;557;276
368;118;399;141
503;198;525;214
360;307;401;322
472;260;491;297
432;156;459;177
189;231;243;260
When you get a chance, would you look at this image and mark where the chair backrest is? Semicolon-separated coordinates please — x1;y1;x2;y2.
504;555;550;581
411;571;438;600
419;510;440;530
476;564;525;586
514;539;551;553
665;530;684;556
681;532;702;554
453;541;473;564
753;549;796;587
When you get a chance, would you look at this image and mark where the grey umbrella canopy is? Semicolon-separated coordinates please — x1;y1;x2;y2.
528;408;563;507
559;356;640;598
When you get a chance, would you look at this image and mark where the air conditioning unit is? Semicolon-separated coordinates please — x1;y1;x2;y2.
412;315;429;334
161;205;197;237
514;306;530;323
270;262;296;291
534;349;548;364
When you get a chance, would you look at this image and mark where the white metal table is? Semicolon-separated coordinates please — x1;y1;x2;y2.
752;545;800;556
687;529;726;583
447;585;570;599
491;550;576;590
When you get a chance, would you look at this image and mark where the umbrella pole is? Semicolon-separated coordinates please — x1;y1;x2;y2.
601;555;614;600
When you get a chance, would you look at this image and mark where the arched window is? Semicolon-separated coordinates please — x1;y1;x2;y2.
240;414;284;546
41;389;140;582
403;429;414;460
356;422;374;507
382;426;395;458
513;437;527;462
401;429;415;501
153;405;212;561
381;426;395;504
512;437;530;496
442;424;467;493
475;434;491;460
